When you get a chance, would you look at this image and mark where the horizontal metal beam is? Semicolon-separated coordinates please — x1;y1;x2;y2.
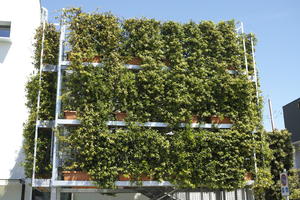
37;120;54;128
32;179;51;187
248;75;255;82
43;62;141;72
32;179;173;188
32;178;253;188
43;62;252;78
245;180;254;186
37;120;233;129
61;188;137;193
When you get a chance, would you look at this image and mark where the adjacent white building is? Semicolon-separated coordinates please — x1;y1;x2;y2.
0;0;41;199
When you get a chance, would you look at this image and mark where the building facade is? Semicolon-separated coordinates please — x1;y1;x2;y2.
0;0;41;199
283;97;300;168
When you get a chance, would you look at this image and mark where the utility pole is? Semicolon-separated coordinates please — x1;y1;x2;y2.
268;99;276;131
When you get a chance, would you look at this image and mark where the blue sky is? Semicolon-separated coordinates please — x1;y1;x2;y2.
42;0;300;131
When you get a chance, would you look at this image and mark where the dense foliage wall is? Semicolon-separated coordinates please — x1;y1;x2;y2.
24;8;268;191
264;130;294;200
23;23;59;178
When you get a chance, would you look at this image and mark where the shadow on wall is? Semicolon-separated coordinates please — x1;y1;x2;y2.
9;147;25;179
0;42;11;63
0;149;24;200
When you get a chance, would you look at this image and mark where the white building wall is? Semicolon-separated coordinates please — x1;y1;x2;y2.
0;183;22;200
0;0;41;181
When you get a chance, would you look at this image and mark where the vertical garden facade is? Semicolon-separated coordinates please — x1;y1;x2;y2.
24;8;267;193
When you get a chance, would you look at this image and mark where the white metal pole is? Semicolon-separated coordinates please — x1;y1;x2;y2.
51;9;65;200
268;99;276;131
252;132;258;175
250;35;259;104
284;169;289;200
31;7;47;200
241;22;249;75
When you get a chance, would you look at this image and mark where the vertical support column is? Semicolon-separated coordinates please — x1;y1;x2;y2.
50;10;65;200
241;22;249;75
234;189;238;200
216;190;221;200
186;191;190;200
252;131;258;175
223;191;226;200
250;35;259;104
30;7;48;200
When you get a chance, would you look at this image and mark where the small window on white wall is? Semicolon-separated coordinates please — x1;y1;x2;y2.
0;21;11;38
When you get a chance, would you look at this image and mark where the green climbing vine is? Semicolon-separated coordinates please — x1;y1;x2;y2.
23;23;59;178
24;8;275;193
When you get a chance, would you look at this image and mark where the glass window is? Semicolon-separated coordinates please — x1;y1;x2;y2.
0;25;10;37
0;21;11;38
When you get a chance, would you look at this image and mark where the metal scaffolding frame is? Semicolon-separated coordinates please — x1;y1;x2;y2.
30;14;257;200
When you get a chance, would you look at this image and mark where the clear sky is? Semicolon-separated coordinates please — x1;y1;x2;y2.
41;0;300;131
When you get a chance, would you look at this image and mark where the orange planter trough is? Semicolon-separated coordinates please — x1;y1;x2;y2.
83;56;101;63
127;57;142;65
210;116;232;124
114;112;127;121
118;174;153;181
191;115;198;123
62;171;90;181
64;111;77;120
62;171;95;188
244;172;253;181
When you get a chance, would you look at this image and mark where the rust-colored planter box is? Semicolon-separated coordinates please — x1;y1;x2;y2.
244;172;253;181
127;57;142;65
62;171;90;181
183;115;198;123
118;174;153;181
191;115;198;123
91;56;101;63
114;112;127;121
64;111;77;120
227;66;237;70
83;56;101;63
210;116;232;124
62;171;95;188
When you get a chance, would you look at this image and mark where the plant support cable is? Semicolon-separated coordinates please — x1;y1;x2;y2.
250;34;259;180
50;9;65;200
